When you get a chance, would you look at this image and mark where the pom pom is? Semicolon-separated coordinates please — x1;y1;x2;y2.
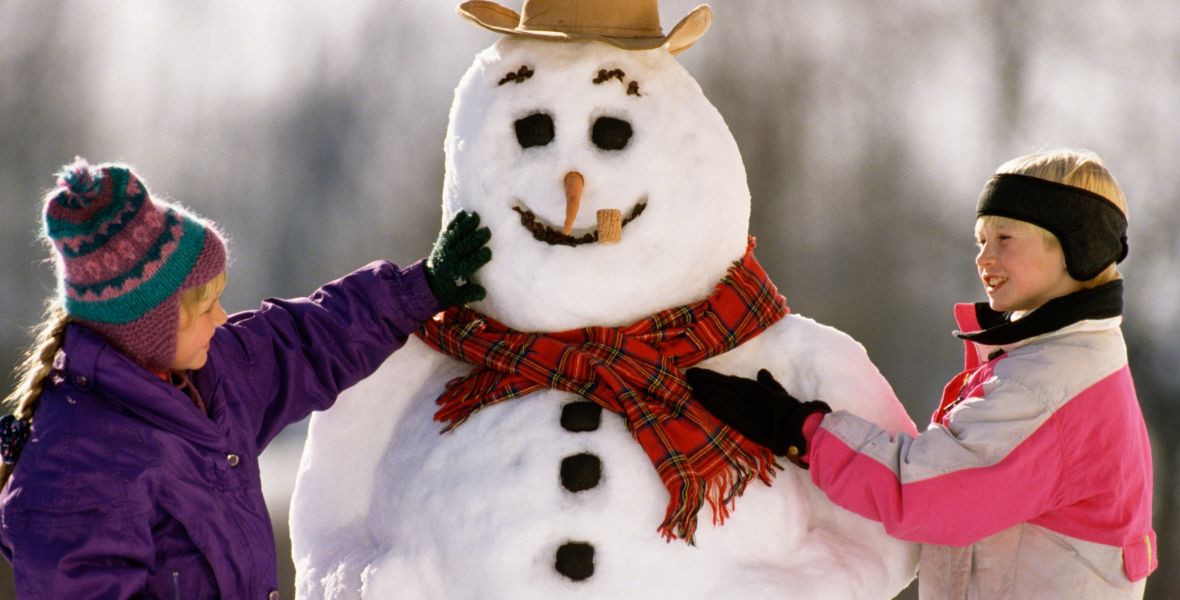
54;157;101;208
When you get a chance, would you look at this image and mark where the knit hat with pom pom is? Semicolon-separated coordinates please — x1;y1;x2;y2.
42;158;227;371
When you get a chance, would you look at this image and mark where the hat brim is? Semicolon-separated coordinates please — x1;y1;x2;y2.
456;1;713;55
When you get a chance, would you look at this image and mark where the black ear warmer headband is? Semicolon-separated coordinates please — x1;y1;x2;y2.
976;173;1129;281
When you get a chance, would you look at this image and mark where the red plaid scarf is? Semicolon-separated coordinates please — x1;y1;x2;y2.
417;238;788;542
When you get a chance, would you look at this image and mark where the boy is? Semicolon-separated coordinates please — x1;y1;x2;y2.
687;150;1156;599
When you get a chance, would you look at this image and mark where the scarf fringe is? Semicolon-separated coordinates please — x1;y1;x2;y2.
659;449;780;543
433;370;543;431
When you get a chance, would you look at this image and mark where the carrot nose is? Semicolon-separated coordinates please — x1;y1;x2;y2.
563;171;584;236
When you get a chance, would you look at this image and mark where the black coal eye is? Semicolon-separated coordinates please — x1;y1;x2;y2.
591;117;632;151
515;113;555;148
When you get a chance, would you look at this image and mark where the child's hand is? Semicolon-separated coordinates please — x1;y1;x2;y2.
425;210;493;308
685;368;830;468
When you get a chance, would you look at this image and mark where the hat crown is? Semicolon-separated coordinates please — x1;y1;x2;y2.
457;1;712;55
518;0;663;38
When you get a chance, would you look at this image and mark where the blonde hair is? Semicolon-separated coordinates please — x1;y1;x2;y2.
976;214;1059;248
5;304;70;420
993;149;1127;288
178;271;227;326
1;302;71;487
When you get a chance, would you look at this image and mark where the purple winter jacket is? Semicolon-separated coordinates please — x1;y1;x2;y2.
0;260;442;599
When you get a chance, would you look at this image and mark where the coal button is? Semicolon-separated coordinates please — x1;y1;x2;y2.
560;453;601;492
560;402;602;432
555;542;594;581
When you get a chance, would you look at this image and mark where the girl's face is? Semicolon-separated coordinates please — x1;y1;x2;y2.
975;218;1084;318
172;292;227;371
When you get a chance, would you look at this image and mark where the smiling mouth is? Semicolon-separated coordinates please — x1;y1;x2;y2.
512;202;647;247
984;275;1008;292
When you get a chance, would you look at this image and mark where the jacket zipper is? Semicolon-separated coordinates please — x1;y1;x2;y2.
173;571;181;600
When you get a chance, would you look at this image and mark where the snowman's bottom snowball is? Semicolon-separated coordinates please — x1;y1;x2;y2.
291;318;919;600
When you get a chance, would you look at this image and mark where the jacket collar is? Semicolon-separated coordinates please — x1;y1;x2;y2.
953;280;1123;349
57;324;225;451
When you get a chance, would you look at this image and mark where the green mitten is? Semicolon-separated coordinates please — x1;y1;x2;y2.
425;210;492;308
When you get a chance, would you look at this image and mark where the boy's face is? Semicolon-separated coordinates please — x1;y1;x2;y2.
172;293;227;371
975;218;1085;316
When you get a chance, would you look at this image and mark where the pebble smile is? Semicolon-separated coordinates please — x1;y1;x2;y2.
512;202;647;247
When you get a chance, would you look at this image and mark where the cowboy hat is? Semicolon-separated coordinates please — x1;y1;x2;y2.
456;0;713;55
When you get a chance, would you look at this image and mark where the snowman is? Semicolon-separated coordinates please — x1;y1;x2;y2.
290;1;920;598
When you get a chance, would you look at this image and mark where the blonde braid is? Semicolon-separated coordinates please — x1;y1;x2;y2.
6;305;71;419
0;305;69;487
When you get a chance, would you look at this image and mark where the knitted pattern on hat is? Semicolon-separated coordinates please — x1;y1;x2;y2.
43;158;227;370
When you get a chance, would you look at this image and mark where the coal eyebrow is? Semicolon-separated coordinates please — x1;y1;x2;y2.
592;68;625;84
592;68;641;96
499;65;535;85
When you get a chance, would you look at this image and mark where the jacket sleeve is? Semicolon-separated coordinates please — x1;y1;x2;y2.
807;373;1068;546
201;260;443;450
6;509;154;599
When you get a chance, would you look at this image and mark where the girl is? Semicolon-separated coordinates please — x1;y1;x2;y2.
687;150;1156;599
0;158;491;599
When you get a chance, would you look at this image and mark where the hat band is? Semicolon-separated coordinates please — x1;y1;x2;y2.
976;173;1128;281
64;211;207;324
517;21;663;38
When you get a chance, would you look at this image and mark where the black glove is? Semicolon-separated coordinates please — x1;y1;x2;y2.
424;211;492;308
685;367;831;468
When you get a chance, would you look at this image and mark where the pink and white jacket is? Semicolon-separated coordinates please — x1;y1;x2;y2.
807;297;1156;599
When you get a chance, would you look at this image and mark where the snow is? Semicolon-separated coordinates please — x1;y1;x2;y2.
290;36;919;599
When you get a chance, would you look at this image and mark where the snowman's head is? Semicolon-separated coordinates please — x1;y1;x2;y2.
442;38;750;331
